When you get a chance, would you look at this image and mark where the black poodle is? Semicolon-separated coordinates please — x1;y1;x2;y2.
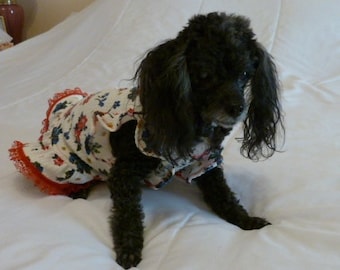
109;12;283;268
9;12;283;269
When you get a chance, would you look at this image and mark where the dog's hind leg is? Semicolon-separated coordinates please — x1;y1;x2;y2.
68;181;102;199
195;167;270;230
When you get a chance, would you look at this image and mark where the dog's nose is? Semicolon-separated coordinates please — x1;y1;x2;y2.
228;104;244;117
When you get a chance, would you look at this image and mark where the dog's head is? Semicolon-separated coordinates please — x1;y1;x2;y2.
135;12;284;160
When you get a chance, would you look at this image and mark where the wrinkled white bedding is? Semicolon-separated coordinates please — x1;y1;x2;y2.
0;0;339;269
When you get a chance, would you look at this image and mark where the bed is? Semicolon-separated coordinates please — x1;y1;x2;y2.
1;0;339;269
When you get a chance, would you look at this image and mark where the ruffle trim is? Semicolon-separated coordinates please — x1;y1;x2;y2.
39;88;88;141
9;140;99;196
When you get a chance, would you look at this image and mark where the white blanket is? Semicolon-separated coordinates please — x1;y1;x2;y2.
1;0;339;269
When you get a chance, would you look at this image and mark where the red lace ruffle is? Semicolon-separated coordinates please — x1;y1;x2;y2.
9;88;97;196
9;141;98;195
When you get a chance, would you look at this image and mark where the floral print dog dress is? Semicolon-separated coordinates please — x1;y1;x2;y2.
9;88;222;195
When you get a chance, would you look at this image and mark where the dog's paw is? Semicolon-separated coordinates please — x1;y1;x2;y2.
116;250;142;269
241;216;271;230
68;189;90;200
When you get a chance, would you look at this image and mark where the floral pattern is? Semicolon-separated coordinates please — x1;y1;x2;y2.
9;87;223;195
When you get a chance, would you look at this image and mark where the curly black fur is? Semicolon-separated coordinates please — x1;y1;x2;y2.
75;12;284;269
196;167;270;230
108;121;161;268
135;12;283;161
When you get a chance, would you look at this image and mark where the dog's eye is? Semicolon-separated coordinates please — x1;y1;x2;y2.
239;71;251;83
240;71;249;81
238;71;251;88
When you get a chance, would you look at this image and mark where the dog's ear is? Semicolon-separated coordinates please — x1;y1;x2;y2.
241;43;284;160
134;39;194;159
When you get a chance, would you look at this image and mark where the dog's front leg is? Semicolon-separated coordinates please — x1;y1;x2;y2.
196;167;270;230
107;160;144;269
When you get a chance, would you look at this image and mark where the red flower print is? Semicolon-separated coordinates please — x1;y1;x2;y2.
74;113;88;150
82;94;94;105
127;108;135;116
53;154;64;166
